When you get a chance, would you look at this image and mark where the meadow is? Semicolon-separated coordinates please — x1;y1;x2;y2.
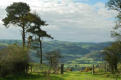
0;71;120;80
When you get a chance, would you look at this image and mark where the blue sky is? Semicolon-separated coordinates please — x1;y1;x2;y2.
88;0;107;4
73;0;107;4
0;0;117;42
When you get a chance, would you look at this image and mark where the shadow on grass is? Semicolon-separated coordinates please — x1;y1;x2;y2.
0;73;64;80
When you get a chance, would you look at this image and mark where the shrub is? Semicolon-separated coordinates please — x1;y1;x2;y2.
45;50;62;74
84;67;92;72
0;45;29;77
65;68;72;72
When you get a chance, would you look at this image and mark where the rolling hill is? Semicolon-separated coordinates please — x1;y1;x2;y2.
0;40;112;65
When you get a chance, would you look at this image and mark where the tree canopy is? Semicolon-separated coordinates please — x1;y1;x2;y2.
107;0;121;12
103;42;121;73
2;2;31;47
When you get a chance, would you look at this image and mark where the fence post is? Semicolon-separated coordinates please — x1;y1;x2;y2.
61;64;64;74
92;64;95;75
31;65;32;72
104;64;107;72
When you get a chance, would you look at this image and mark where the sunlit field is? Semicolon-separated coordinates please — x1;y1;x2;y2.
0;71;121;80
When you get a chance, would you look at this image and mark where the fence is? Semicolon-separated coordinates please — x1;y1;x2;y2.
28;63;65;74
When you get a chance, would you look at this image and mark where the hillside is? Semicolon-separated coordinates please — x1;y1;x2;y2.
0;40;112;65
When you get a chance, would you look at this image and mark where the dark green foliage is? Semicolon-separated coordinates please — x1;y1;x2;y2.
3;2;30;26
0;45;29;77
2;2;30;47
107;0;121;41
26;13;51;38
103;42;121;73
26;13;53;41
6;2;30;16
107;0;121;12
26;13;53;64
107;0;121;73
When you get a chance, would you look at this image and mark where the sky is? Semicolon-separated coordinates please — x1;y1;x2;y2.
0;0;118;42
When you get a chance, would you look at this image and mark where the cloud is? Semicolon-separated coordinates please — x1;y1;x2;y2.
0;0;117;42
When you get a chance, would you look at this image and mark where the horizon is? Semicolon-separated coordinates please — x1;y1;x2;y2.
0;39;114;43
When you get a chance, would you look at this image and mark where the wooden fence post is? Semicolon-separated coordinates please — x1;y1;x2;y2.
92;64;95;75
104;64;107;72
61;64;64;74
30;65;32;72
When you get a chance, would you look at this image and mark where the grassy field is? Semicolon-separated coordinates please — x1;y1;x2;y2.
61;72;120;80
0;71;121;80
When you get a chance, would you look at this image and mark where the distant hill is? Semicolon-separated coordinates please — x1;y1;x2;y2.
42;40;112;64
0;40;112;64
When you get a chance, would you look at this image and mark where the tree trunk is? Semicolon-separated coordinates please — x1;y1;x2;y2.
114;64;118;72
27;36;32;48
22;25;25;48
110;64;114;73
39;37;42;64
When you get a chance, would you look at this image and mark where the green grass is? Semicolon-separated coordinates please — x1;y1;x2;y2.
60;72;120;80
0;71;121;80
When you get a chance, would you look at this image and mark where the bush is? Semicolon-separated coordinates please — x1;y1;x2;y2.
45;50;62;74
83;67;92;72
0;45;29;77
